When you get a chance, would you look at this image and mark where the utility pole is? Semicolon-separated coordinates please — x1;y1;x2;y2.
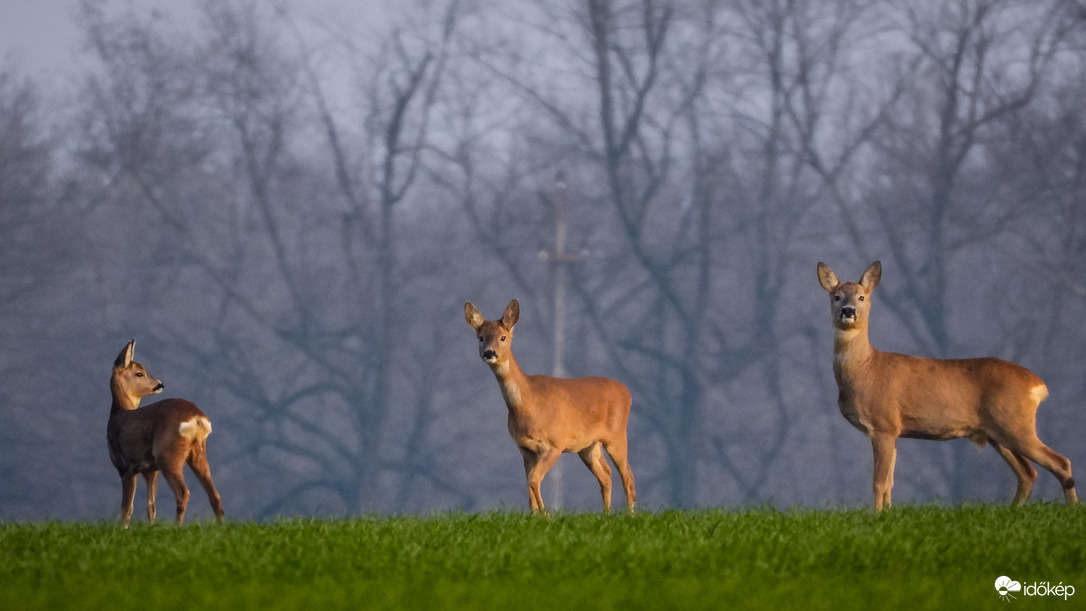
541;170;582;510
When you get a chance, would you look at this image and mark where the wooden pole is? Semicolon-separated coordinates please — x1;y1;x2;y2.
544;171;582;510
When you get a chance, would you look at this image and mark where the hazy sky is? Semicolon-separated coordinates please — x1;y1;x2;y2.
0;1;379;79
0;1;82;75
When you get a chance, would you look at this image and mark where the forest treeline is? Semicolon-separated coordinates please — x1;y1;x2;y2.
2;0;1085;519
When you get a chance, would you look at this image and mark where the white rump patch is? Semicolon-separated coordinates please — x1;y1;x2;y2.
178;417;212;440
1030;383;1049;405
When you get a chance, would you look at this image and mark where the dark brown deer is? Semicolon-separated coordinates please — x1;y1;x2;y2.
107;340;224;527
817;261;1077;510
465;299;636;515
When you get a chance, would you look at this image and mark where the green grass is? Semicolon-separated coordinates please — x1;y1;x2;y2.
1;505;1083;610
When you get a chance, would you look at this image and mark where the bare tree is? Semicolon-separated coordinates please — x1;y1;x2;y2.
449;0;886;506
825;0;1073;501
0;67;59;515
464;0;720;506
0;68;54;306
72;0;479;514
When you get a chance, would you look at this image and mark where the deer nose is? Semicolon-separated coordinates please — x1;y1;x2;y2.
153;382;164;392
841;306;856;318
482;349;498;361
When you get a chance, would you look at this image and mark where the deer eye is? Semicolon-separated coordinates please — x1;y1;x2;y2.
477;336;484;342
858;295;865;301
501;336;507;341
135;371;144;377
834;294;842;302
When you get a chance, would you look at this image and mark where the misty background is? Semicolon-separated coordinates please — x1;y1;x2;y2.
2;0;1085;521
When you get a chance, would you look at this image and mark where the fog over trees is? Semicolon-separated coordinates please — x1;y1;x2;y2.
2;0;1085;520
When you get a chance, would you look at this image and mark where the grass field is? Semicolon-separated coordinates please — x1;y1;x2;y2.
1;504;1083;610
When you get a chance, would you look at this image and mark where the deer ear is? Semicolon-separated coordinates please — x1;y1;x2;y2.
502;299;520;329
464;302;485;330
860;261;882;292
115;339;135;369
816;262;839;293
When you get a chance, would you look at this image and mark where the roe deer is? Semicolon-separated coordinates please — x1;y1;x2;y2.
465;299;636;514
816;261;1077;510
107;339;225;527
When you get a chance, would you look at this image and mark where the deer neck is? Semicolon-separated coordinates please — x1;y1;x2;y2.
489;353;531;412
832;324;877;378
110;379;142;414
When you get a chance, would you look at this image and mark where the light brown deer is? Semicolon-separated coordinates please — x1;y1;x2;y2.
465;299;636;514
817;261;1077;510
107;340;225;527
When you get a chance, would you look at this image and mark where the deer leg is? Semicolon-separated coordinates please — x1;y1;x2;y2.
1015;440;1077;505
143;471;159;524
519;448;541;512
990;439;1037;506
603;437;636;513
187;446;224;523
120;474;138;529
160;465;190;525
871;434;897;511
521;446;560;515
578;443;613;515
